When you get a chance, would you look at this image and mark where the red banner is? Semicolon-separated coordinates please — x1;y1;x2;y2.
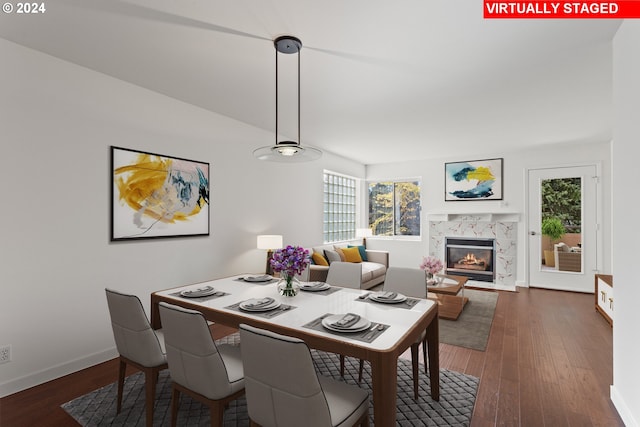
484;1;640;18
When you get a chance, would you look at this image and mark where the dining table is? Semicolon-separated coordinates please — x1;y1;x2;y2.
150;275;439;426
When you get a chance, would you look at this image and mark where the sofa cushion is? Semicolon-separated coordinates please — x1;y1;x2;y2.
324;249;342;264
312;252;329;266
348;245;368;262
341;247;363;263
362;261;385;280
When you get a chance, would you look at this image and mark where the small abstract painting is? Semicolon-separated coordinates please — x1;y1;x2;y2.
445;158;503;201
111;146;210;241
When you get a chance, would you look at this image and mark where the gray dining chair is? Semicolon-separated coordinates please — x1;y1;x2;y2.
325;261;363;376
326;261;362;289
358;266;428;398
239;324;370;427
105;288;168;427
158;302;245;426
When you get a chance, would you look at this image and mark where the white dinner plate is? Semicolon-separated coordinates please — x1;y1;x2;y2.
243;275;273;282
322;314;371;333
180;286;217;298
369;291;407;304
239;297;281;312
300;282;331;292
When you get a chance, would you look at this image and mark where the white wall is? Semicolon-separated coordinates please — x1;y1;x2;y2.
365;142;612;285
611;20;640;427
0;39;364;396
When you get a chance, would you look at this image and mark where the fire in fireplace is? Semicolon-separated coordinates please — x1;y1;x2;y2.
445;237;496;282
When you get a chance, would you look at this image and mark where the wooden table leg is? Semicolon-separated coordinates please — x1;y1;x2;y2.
370;354;397;426
425;313;440;401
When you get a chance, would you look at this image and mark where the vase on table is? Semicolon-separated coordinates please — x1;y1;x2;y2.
277;273;300;297
426;272;437;286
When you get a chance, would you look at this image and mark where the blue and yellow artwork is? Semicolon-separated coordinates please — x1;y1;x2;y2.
445;158;503;201
111;146;210;240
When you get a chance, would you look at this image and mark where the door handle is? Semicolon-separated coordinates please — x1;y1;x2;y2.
530;231;538;236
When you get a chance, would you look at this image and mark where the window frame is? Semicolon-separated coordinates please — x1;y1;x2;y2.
367;178;422;240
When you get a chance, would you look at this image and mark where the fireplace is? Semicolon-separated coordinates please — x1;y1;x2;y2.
445;237;496;282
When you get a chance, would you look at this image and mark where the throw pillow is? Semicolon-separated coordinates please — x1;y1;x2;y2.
348;245;368;262
312;252;329;266
334;247;346;261
342;246;363;263
324;249;342;264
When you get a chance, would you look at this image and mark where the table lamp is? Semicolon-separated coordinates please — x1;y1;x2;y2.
257;235;283;275
355;228;373;246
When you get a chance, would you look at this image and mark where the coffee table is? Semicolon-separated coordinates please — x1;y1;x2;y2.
427;274;469;320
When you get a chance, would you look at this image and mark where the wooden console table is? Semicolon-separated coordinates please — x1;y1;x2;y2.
595;274;613;326
427;274;469;320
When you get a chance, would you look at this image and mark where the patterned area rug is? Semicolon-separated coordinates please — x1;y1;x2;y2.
62;334;478;426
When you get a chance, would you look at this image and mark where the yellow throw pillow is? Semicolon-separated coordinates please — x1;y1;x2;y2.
312;252;329;266
342;246;363;263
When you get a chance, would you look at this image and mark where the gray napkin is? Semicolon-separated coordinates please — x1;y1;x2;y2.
302;282;326;289
243;297;274;308
181;286;215;297
375;291;398;300
331;313;361;329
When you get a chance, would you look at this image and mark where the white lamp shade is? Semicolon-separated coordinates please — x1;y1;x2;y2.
355;228;373;238
257;235;283;250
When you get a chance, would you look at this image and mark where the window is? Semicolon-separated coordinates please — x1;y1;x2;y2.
323;171;356;243
368;180;421;236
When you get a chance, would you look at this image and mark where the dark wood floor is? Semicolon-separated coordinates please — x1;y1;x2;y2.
0;288;623;426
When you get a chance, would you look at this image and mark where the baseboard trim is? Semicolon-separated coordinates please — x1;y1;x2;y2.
610;384;639;427
0;347;118;398
466;280;517;292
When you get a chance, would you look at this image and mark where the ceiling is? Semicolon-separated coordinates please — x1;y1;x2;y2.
0;0;622;164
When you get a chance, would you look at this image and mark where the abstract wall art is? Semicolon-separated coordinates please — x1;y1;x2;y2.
445;158;503;201
111;146;210;241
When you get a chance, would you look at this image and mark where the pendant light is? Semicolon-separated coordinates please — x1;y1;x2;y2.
253;36;322;162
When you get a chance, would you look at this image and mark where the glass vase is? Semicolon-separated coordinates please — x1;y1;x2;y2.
277;273;300;297
426;272;437;286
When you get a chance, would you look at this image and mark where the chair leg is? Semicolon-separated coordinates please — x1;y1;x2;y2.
358;359;365;383
359;410;370;426
422;336;428;374
144;367;157;427
170;385;180;427
116;358;126;413
211;402;224;427
411;342;420;400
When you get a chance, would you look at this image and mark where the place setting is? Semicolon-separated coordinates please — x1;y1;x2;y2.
298;281;341;295
170;285;228;302
303;312;389;343
235;274;278;284
356;290;420;309
225;297;295;318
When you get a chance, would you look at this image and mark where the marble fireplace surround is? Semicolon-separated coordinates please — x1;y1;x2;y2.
427;212;519;291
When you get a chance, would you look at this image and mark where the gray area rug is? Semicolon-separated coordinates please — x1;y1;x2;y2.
438;289;498;351
62;335;478;426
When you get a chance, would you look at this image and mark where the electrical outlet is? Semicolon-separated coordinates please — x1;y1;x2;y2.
0;345;11;364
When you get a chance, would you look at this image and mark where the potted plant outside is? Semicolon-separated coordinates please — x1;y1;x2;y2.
541;217;565;267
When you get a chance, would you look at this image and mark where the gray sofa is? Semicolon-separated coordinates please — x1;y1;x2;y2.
308;243;389;290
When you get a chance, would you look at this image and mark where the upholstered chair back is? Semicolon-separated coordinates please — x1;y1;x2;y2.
239;324;332;427
383;266;427;298
326;261;362;289
105;288;166;367
158;302;243;400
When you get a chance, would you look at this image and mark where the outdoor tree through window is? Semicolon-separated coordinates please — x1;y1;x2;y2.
369;181;421;236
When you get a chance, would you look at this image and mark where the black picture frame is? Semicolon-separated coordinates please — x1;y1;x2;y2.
444;158;503;201
111;146;210;241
